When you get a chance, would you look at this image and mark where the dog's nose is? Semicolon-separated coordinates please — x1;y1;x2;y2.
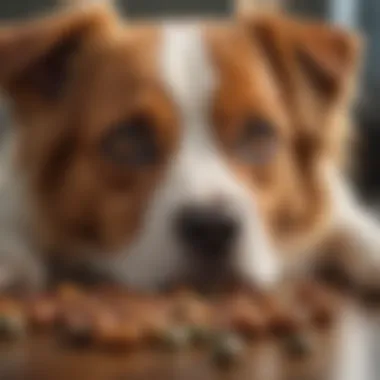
175;206;239;256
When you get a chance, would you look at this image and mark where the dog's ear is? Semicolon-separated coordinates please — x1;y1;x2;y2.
241;14;363;116
0;5;116;103
241;14;363;165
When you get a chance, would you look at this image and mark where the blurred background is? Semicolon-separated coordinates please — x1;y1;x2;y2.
0;0;379;202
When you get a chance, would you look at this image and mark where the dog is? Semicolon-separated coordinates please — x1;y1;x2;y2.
0;3;378;298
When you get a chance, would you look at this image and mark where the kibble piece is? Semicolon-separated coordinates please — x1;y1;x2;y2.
297;282;339;329
27;297;59;330
57;283;84;302
171;293;212;327
188;324;213;346
141;311;172;344
226;299;268;340
211;332;245;369
160;326;192;351
60;323;92;348
260;295;308;337
0;299;25;336
58;310;94;347
281;332;314;359
0;312;26;340
93;312;142;351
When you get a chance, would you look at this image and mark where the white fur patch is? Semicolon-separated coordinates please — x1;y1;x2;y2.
331;305;374;380
325;165;380;285
106;24;281;290
0;130;45;292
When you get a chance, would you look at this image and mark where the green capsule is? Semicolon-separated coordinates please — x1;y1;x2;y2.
161;326;192;351
0;313;26;340
282;332;313;359
211;332;245;369
188;325;213;346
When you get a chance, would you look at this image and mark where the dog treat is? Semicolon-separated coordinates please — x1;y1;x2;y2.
0;299;26;339
218;295;268;339
260;295;308;337
92;309;143;350
161;325;193;351
172;295;212;325
187;324;213;346
296;282;340;329
26;296;60;330
57;308;94;347
281;331;314;359
0;279;342;366
211;332;245;368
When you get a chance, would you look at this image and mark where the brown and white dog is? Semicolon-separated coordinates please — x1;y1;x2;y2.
0;4;378;299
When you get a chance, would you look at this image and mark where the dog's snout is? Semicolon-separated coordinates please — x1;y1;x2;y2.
175;206;239;257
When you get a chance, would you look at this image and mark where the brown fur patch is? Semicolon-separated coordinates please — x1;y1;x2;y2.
205;14;362;256
0;7;179;255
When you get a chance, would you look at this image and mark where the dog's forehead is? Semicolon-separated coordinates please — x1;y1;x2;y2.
159;23;217;122
121;21;250;99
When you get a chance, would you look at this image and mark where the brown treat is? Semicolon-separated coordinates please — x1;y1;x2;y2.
281;331;314;359
171;292;213;327
57;283;84;302
296;281;328;304
26;297;59;330
187;325;214;346
211;332;245;369
58;309;94;347
160;326;192;351
296;282;339;328
140;306;173;343
261;295;308;337
0;297;20;311
112;295;161;317
219;295;267;339
93;310;142;350
0;299;26;340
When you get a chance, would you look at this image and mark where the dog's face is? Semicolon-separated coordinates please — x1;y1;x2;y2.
0;6;361;290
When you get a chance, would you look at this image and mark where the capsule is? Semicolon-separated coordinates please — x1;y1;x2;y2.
225;299;268;340
297;282;339;329
264;300;306;337
211;332;245;369
27;297;59;330
93;311;142;351
160;326;192;351
0;311;26;340
187;324;214;346
171;293;212;327
57;310;94;347
281;332;314;359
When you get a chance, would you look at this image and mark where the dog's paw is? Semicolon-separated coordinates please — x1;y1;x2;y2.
315;254;380;308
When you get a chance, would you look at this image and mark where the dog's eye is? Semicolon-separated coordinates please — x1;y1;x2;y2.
234;117;278;164
102;116;158;166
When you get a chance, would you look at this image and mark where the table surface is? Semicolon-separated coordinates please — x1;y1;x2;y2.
0;328;336;380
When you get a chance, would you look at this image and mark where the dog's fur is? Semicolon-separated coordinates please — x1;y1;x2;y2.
0;4;379;379
0;4;378;297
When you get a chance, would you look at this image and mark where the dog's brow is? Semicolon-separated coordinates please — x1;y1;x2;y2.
160;24;216;125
